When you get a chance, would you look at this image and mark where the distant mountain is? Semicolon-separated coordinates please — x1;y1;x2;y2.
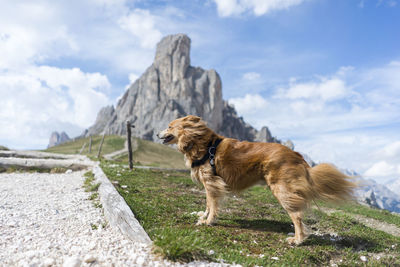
81;34;280;144
48;131;71;148
356;178;400;213
386;178;400;196
339;169;400;213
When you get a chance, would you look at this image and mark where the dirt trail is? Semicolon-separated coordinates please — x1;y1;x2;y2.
103;139;138;160
320;207;400;237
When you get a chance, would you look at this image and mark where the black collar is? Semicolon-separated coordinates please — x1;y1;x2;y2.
191;138;223;175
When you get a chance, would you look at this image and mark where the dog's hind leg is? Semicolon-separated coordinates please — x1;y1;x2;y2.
269;183;309;245
287;211;307;245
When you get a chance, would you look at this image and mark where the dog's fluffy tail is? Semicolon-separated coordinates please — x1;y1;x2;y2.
309;163;357;203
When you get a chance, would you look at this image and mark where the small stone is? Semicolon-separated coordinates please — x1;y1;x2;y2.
84;254;96;263
63;256;81;267
65;169;73;174
271;257;279;260
43;258;55;267
25;250;36;259
121;185;128;189
360;256;367;262
287;232;295;236
136;256;145;265
208;250;215;255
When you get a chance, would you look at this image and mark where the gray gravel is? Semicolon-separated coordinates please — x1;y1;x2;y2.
0;170;235;267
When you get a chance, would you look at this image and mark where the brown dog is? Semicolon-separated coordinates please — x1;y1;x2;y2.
157;115;356;245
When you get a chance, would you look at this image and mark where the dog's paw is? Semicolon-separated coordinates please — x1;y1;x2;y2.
286;237;302;246
196;219;207;226
197;211;205;217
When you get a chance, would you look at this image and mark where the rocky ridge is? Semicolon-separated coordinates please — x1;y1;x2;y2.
356;177;400;213
48;131;70;148
82;34;279;144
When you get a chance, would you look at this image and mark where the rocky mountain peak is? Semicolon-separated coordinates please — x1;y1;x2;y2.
82;34;280;144
154;34;190;83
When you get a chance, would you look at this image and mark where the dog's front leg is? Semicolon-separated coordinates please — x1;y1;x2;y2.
196;188;217;225
196;207;209;224
197;204;209;220
196;180;224;226
196;193;211;225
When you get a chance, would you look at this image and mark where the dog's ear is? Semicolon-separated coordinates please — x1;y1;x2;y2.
183;115;201;123
177;133;193;152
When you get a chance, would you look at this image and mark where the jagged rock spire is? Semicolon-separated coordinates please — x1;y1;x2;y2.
83;34;277;143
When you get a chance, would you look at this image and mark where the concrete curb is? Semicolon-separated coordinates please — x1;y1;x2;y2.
92;163;152;245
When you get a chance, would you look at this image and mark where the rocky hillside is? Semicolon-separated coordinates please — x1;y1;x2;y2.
82;34;278;143
47;131;70;148
356;178;400;213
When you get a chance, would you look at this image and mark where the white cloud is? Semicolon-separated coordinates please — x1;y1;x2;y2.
280;78;348;101
377;0;398;7
0;67;111;149
382;141;400;158
229;94;269;115
213;0;305;17
243;72;261;81
0;2;78;69
118;9;163;49
365;161;399;177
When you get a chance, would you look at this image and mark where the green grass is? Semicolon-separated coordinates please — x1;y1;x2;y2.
83;171;102;210
45;135;186;169
114;138;186;169
322;201;400;228
83;171;100;192
101;162;400;266
45;135;125;156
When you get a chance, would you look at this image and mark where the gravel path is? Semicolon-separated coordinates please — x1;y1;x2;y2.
0;171;160;266
0;170;233;267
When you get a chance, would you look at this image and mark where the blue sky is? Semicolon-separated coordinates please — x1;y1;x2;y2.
0;0;399;183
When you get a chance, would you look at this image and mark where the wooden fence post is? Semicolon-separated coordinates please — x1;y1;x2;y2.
126;121;135;170
88;136;92;153
79;142;87;154
97;131;106;159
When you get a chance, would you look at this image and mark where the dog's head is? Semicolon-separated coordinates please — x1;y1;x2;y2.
157;115;211;153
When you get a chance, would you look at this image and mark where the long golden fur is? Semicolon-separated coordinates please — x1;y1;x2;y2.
158;115;356;245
